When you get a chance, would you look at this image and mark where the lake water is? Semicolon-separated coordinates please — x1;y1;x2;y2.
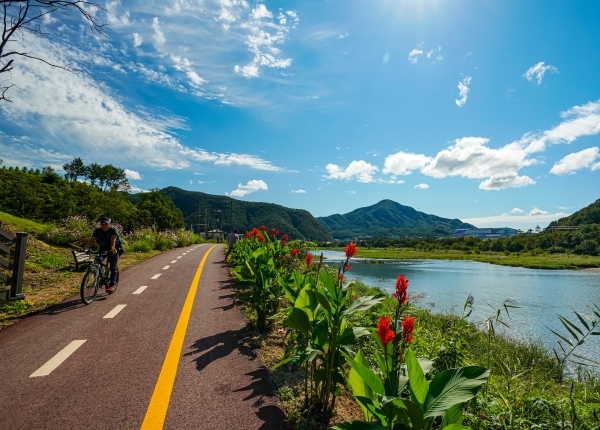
314;250;600;362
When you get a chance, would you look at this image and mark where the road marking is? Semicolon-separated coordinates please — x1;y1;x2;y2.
104;304;127;319
133;285;149;295
170;260;177;263
176;256;182;259
30;340;87;378
141;245;216;429
163;265;170;270
151;274;161;279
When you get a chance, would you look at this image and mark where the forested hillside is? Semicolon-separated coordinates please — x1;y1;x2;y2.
318;199;475;238
150;187;333;241
549;198;600;226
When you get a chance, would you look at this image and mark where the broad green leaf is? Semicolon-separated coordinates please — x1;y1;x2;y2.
406;349;428;411
349;360;385;395
329;421;387;430
283;307;310;337
320;270;338;297
296;286;318;320
380;398;423;429
442;425;471;430
441;403;464;426
272;356;294;369
314;290;333;315
348;351;374;421
424;366;489;419
342;295;385;316
339;327;370;346
354;396;387;426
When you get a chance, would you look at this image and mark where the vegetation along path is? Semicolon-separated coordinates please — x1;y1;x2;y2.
0;244;285;429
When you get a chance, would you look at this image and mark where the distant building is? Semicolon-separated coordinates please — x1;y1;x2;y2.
453;228;518;239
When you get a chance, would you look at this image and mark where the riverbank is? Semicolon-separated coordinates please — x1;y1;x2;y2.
325;247;600;270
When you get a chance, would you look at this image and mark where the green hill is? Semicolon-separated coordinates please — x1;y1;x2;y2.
317;199;475;238
549;198;600;227
140;187;333;242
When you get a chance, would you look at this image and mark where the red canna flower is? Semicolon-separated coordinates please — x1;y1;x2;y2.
345;242;357;258
252;228;259;238
306;253;313;265
338;273;344;280
258;235;264;243
245;231;251;239
282;234;289;242
377;315;395;347
291;248;298;258
261;225;266;231
392;274;409;305
402;315;415;344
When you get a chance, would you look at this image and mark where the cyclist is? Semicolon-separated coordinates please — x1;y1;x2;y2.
83;217;119;294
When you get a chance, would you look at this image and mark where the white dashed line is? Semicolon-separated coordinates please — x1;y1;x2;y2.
171;260;177;263
177;257;182;259
104;304;127;319
151;273;162;279
30;340;87;378
133;286;148;295
163;265;170;270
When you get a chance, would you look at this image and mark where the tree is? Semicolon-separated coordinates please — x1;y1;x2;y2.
62;157;85;181
84;162;102;186
1;0;105;102
137;189;184;230
100;164;130;192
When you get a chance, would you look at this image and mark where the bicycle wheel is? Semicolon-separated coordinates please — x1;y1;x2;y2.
81;267;99;305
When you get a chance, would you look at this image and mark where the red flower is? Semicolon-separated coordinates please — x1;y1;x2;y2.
353;295;358;300
282;234;289;242
258;235;264;243
377;315;395;347
245;231;251;239
251;228;259;238
402;315;415;344
261;225;266;231
345;242;357;258
306;253;313;265
338;274;344;280
291;248;298;258
392;274;409;305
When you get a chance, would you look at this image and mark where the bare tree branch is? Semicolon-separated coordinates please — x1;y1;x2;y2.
0;0;106;101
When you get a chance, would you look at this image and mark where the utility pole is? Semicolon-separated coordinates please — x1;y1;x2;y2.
205;207;208;239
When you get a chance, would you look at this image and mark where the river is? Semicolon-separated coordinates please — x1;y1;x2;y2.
314;250;600;363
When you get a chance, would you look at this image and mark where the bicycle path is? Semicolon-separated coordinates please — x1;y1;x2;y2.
0;244;286;429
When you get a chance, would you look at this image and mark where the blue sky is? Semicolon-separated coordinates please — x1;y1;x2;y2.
1;0;600;229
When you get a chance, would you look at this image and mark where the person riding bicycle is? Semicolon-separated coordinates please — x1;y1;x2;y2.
83;217;119;294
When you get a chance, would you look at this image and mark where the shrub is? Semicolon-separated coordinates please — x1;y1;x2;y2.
40;215;96;246
130;241;153;253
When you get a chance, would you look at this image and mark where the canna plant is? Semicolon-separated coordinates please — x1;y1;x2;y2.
278;243;385;415
336;275;490;430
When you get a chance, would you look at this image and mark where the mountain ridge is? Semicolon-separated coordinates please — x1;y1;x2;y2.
317;199;476;238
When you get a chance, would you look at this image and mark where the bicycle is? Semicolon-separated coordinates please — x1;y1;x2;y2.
80;251;119;305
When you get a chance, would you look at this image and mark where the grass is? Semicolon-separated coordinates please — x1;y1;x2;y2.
0;211;50;236
333;247;600;270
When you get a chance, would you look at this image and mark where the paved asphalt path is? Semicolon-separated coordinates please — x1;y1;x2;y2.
0;244;286;429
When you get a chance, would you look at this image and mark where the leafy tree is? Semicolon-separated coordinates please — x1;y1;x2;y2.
63;157;86;181
137;189;184;230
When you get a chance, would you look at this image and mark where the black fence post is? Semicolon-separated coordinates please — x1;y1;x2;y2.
10;233;27;300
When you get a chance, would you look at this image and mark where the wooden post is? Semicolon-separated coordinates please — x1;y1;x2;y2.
10;233;26;300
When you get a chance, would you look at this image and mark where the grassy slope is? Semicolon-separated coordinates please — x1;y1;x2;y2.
337;248;600;270
0;212;161;328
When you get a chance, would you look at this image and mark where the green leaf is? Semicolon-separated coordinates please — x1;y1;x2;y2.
342;295;385;316
283;307;310;337
574;311;591;331
441;403;464;426
348;351;374;421
296;286;318;320
380;398;423;429
329;421;387;430
406;349;428;412
548;327;575;347
423;366;489;419
314;290;333;315
559;315;583;339
339;327;370;346
320;270;338;297
442;425;471;430
349;360;385;395
272;356;295;369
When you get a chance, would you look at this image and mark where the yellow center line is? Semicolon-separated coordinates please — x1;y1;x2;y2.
141;245;217;430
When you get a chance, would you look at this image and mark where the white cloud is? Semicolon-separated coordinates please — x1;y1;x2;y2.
227;179;268;197
511;208;524;214
324;160;379;183
408;49;423;64
529;208;550;216
132;33;143;47
291;189;306;194
129;186;148;193
152;17;166;45
339;31;349;39
414;183;429;189
478;174;536;190
0;34;286;173
124;169;142;180
455;76;472;107
106;0;131;28
524;62;558;84
346;191;356;195
550;147;599;175
462;212;569;229
189;180;193;185
251;4;272;20
382;152;433;176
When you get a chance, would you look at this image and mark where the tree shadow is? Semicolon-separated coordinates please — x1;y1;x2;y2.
183;327;258;372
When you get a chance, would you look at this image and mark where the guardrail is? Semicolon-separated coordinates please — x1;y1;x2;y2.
0;226;27;305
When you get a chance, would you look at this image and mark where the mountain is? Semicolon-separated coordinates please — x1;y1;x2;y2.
549;198;600;227
136;187;333;242
317;199;475;238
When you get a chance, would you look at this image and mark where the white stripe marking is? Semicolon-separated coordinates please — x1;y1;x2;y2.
30;340;87;378
163;265;170;270
151;273;162;279
133;285;148;295
104;304;127;319
171;260;177;263
177;256;182;259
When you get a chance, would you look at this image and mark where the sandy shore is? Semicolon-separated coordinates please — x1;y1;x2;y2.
581;267;600;272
